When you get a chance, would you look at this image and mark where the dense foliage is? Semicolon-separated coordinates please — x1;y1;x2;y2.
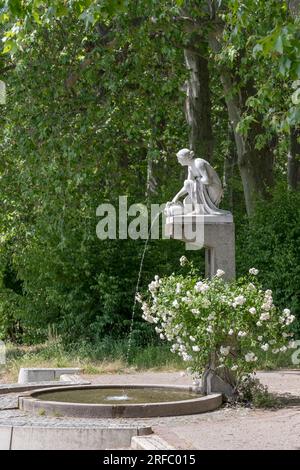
138;261;296;379
0;1;299;345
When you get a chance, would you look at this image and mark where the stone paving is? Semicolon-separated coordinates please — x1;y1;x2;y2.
0;369;299;448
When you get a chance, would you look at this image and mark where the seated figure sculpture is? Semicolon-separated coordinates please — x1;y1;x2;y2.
165;148;229;216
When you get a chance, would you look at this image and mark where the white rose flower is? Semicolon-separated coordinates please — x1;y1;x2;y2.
182;353;192;362
249;307;256;315
159;333;165;340
206;325;213;333
238;331;247;337
245;352;257;362
288;341;297;349
194;282;203;292
148;280;159;294
175;283;182;294
195;281;209;293
280;346;287;352
192;345;200;352
220;345;230;356
179;255;188;266
261;343;269;351
216;269;225;278
155;327;162;334
189;336;196;342
286;315;295;325
172;299;179;309
249;268;259;275
256;321;262;326
262;302;272;311
260;312;270;321
283;308;290;316
191;308;200;315
231;365;238;371
228;328;234;336
258;336;263;341
234;295;246;305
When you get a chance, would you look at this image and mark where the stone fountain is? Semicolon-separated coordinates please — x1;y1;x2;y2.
17;148;229;421
165;148;236;396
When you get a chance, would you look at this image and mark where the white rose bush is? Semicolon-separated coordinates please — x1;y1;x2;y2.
137;259;296;386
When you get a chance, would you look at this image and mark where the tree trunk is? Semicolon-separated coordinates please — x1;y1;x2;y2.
184;47;214;161
208;33;275;214
288;127;300;190
223;125;237;211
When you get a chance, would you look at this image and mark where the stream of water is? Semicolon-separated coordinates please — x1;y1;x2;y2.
125;211;162;367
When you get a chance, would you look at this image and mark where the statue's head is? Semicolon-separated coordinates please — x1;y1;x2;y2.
176;148;194;166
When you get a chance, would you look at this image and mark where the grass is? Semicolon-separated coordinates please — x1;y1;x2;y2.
0;337;184;383
253;347;299;371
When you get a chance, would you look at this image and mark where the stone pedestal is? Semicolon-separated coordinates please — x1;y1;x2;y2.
165;213;235;281
165;212;236;398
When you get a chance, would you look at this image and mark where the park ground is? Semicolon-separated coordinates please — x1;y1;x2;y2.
84;369;300;450
1;356;299;449
1;341;299;450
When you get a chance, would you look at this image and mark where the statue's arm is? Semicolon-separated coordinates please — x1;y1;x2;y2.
188;168;193;180
172;186;188;203
199;163;210;185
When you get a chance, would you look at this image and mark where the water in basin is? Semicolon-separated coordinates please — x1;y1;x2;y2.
36;387;201;405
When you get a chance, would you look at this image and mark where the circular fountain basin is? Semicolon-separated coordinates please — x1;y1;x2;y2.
19;384;222;418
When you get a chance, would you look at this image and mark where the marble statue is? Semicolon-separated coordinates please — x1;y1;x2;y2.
165;148;229;216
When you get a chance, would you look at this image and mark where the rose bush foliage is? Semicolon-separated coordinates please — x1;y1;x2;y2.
137;258;296;380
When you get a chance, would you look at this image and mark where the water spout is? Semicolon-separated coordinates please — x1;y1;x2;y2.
105;394;130;401
125;210;163;365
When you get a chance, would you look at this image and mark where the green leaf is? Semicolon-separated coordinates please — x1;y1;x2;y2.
274;35;283;54
7;0;22;16
2;38;17;54
253;43;263;55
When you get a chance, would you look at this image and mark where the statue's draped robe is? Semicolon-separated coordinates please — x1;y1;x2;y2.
183;160;228;215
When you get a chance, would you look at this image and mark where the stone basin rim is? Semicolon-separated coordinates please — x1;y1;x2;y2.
19;384;223;418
